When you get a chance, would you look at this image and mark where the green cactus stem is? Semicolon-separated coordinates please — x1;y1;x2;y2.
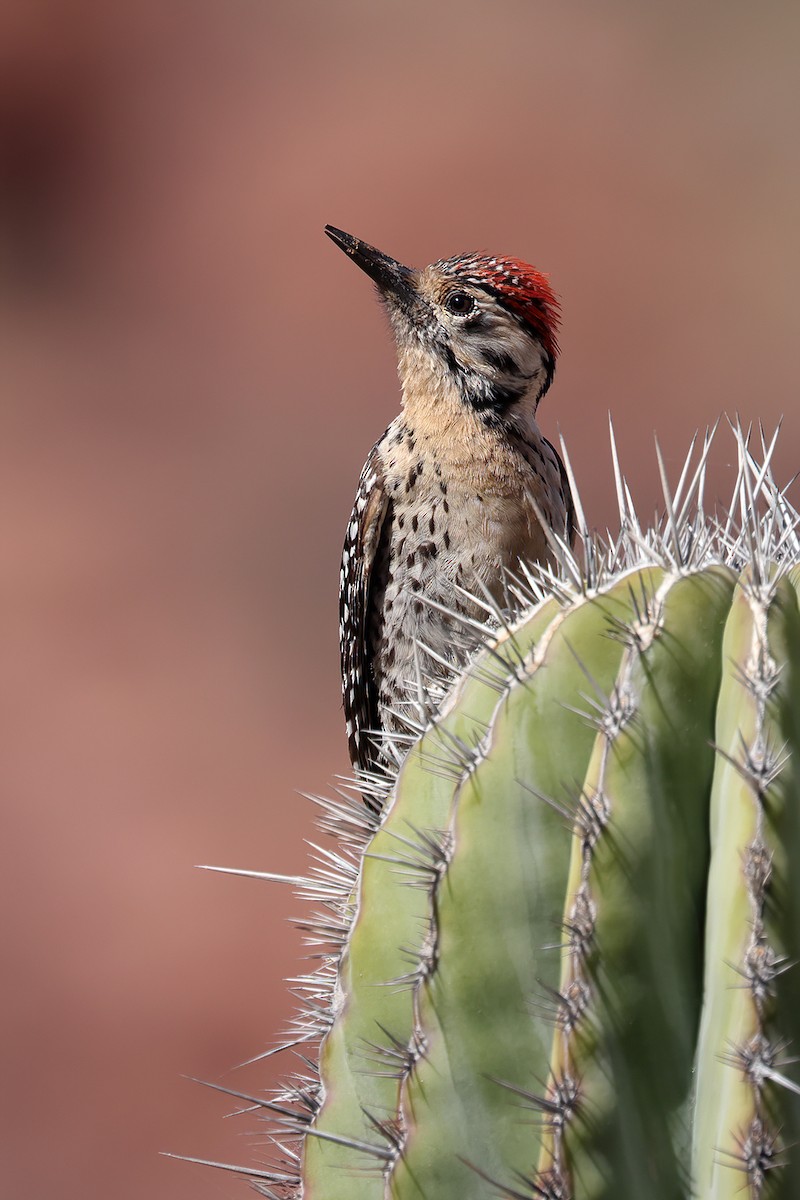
191;422;800;1200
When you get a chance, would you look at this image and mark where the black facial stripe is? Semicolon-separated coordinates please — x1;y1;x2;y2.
439;340;463;379
436;333;554;416
465;378;527;413
538;352;556;400
444;351;527;414
480;348;522;376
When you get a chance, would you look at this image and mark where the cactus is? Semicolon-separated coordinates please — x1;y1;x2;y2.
192;424;800;1199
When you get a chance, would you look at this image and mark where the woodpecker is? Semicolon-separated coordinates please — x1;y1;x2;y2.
328;225;573;784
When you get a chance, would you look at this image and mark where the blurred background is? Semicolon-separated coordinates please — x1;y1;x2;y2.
1;1;798;1197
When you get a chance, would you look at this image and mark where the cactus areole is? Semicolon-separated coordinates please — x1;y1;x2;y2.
195;424;800;1200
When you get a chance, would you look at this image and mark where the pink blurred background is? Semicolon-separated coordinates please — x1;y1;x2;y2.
1;3;798;1197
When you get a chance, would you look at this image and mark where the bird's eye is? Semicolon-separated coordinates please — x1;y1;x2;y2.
444;291;476;316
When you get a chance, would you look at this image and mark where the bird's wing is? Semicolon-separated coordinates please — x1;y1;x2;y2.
339;442;392;776
542;435;576;547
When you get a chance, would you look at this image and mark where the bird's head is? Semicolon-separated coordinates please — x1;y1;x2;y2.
325;225;560;425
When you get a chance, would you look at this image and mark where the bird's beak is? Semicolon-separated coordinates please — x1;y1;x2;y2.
325;226;418;313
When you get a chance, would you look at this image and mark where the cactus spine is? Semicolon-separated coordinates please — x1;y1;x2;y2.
194;425;800;1200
